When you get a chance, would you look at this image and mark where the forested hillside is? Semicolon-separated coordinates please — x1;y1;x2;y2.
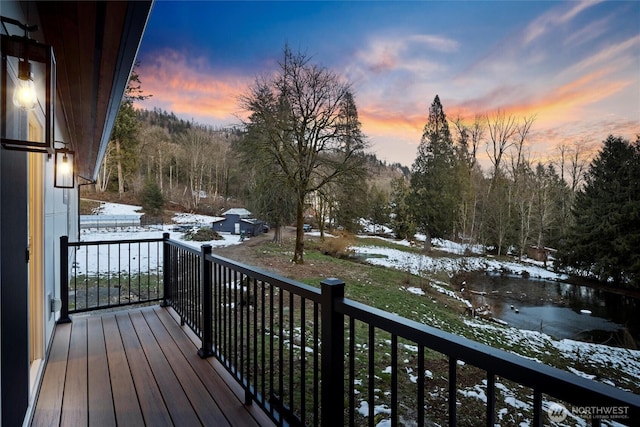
83;107;407;220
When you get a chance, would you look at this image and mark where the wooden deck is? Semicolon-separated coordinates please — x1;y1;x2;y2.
31;306;274;426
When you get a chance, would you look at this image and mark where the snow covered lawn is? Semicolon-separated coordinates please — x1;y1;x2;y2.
353;244;567;281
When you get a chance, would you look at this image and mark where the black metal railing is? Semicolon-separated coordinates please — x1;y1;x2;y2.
60;235;640;426
162;238;203;337
58;235;165;322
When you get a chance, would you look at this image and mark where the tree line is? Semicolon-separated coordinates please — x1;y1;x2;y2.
96;52;639;287
394;95;639;288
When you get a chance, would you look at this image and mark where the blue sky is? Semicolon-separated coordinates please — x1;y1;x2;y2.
136;1;640;169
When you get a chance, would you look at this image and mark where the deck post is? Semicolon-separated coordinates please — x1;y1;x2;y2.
320;278;345;427
198;244;214;358
160;232;170;307
57;235;71;324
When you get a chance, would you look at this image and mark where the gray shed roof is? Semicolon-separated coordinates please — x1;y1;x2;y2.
222;208;252;217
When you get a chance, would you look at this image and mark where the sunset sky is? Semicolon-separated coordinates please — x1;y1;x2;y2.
135;0;640;169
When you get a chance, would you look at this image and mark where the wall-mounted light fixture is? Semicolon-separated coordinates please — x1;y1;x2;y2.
1;16;55;153
54;144;75;189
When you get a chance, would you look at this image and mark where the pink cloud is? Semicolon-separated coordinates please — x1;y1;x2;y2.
135;49;252;124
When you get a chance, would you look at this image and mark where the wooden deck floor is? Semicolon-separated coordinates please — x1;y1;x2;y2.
31;306;274;426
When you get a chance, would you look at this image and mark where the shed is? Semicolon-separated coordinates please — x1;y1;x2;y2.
212;208;265;236
527;246;557;262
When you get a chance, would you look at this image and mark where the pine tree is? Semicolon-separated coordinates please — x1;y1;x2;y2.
558;135;640;288
408;95;459;251
332;90;369;233
368;185;390;234
390;177;415;240
103;63;151;196
140;180;165;217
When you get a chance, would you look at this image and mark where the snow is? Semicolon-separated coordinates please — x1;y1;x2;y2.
91;201;226;226
353;244;567;281
92;201;143;216
76;202;244;274
432;237;484;255
173;212;224;224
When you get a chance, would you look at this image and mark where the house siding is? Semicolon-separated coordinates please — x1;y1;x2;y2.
0;4;78;424
0;149;30;426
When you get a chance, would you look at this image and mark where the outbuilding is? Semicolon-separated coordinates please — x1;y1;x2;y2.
212;208;265;236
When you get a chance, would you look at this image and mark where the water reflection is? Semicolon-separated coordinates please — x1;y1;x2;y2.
464;274;640;347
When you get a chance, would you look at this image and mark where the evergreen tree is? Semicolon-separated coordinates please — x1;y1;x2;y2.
558;135;640;288
248;170;296;244
408;95;459;250
390;177;415;240
332;90;369;233
368;185;390;234
140;180;165;216
102;63;151;196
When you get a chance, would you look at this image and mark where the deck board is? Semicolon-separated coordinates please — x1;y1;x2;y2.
140;309;231;426
102;314;145;427
153;307;270;427
87;316;116;426
61;316;88;426
128;310;202;426
31;306;272;426
31;323;71;426
116;310;174;427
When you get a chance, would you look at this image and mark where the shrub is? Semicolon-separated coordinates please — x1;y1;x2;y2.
319;234;355;259
183;227;223;242
140;181;164;216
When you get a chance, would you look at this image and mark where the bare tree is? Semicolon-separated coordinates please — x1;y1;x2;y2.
568;141;589;193
451;115;485;244
95;144;114;193
138;125;171;192
178;126;215;210
451;114;484;170
485;110;518;182
240;46;368;263
510;115;536;182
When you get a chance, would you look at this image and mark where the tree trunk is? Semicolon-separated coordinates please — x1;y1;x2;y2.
273;225;283;244
293;196;305;264
115;138;124;197
158;150;163;192
423;231;432;252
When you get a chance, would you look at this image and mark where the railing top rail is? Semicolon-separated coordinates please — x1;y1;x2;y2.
205;252;322;302
165;238;202;256
68;237;165;247
338;297;640;415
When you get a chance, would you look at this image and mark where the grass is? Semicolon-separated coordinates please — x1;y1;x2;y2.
232;234;640;421
79;198;102;215
68;272;162;311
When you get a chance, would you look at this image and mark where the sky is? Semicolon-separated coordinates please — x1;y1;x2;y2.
135;0;640;169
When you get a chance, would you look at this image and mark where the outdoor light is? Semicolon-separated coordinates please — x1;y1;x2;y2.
1;16;55;152
13;58;37;110
54;146;75;189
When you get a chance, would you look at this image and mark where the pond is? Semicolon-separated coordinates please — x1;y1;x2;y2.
463;274;640;348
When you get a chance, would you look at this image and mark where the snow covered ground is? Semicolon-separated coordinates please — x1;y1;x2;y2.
353;243;567;281
84;201;242;250
76;202;244;274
